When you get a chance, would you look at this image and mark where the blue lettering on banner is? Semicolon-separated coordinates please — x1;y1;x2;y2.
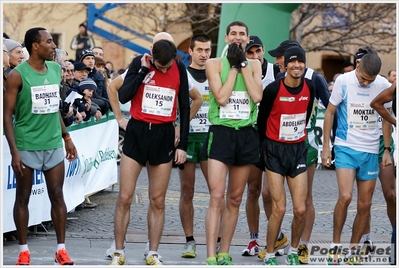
6;166;45;189
66;156;81;177
7;166;16;189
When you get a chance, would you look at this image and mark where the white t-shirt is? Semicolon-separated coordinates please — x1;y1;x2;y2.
330;71;391;154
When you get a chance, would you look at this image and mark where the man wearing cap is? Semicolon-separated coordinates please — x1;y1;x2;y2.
342;60;355;73
258;39;331;264
72;61;90;88
321;48;392;265
257;46;315;265
79;49;108;100
3;39;24;70
241;35;280;257
202;21;263;265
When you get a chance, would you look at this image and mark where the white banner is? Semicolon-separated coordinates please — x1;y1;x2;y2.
2;114;118;232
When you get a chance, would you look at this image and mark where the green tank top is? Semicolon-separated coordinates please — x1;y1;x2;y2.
208;57;258;129
14;61;63;150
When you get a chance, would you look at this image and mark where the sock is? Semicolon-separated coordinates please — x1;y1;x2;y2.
266;252;275;260
277;231;283;240
57;243;66;251
288;246;298;255
300;240;309;247
217;237;221;243
19;244;29;252
362;233;372;243
147;250;157;257
186;236;195;242
330;243;342;249
250;233;259;240
115;249;124;256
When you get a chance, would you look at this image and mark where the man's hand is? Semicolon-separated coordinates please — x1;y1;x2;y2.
75;112;83;123
226;43;241;69
174;148;186;165
237;44;247;64
321;147;332;167
94;110;102;121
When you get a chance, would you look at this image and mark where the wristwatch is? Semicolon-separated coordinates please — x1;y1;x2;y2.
240;61;248;68
384;146;392;152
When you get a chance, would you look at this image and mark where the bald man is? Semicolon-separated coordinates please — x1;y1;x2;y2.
108;32;193;266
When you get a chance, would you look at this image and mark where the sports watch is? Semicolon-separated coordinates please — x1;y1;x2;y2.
240;61;248;68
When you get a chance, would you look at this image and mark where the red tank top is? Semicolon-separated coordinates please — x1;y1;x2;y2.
266;79;310;143
130;60;180;124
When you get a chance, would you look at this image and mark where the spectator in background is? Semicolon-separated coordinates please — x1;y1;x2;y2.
342;60;355;73
64;61;74;92
94;56;110;89
387;70;396;83
70;23;95;62
79;49;108;100
3;39;24;69
71;61;90;88
106;61;116;79
68;78;100;122
54;48;68;68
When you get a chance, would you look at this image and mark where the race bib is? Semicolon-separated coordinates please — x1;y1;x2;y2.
142;85;176;117
190;106;210;133
220;91;250;120
348;102;377;130
31;84;59;114
279;112;306;141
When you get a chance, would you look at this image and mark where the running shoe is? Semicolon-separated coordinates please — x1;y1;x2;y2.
145;253;163;265
106;240;126;259
216;252;233;265
360;240;375;256
110;253;125;265
344;254;362;265
181;240;197;258
326;250;341;265
54;249;75;265
205;257;218;265
285;253;299;265
16;250;30;265
242;239;260;256
263;256;279;265
298;243;309;264
258;233;289;259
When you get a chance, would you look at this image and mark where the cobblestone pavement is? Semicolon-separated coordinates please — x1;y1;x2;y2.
3;166;394;266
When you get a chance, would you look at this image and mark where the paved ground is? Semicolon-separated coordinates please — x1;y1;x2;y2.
3;166;394;266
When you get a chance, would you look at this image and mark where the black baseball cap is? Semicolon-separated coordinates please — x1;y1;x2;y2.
245;36;263;52
73;62;91;72
268;40;300;57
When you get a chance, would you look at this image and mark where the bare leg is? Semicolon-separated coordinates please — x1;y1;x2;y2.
333;168;356;243
205;159;228;258
179;161;197;237
113;154;142;250
245;165;262;235
265;170;286;254
44;162;69;244
147;161;173;251
219;165;252;253
13;166;34;245
300;163;316;242
286;171;308;248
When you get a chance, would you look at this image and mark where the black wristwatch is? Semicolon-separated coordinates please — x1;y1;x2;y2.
384;146;392;152
240;61;248;68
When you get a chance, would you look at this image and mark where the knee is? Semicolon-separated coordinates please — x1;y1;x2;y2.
149;195;165;210
117;192;133;208
262;188;272;204
180;186;194;202
272;203;286;218
293;205;306;220
357;200;372;213
383;189;396;205
226;193;243;208
338;193;352;207
247;185;261;201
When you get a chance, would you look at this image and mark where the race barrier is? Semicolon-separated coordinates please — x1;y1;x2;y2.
3;113;118;233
